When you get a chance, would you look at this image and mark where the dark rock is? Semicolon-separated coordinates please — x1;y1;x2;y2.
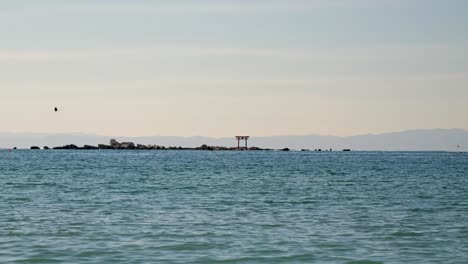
118;142;135;149
281;148;290;151
82;145;98;150
98;144;113;149
110;139;119;148
136;144;148;150
109;139;136;149
197;144;214;150
43;146;50;150
30;146;40;150
54;144;79;150
199;144;208;149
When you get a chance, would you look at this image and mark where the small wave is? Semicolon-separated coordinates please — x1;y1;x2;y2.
346;261;383;264
391;231;424;237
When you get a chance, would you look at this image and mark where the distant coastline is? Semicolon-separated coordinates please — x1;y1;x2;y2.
1;129;466;151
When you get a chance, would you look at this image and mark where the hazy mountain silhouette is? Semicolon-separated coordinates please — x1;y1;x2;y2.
0;129;467;151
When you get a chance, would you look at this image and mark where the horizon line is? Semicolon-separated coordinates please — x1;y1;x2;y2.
0;128;467;139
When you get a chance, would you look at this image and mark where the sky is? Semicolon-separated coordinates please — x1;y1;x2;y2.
1;0;467;137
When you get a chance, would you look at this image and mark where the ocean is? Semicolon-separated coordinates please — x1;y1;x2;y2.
0;150;467;263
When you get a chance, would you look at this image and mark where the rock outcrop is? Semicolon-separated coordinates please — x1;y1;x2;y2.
50;139;267;151
54;144;79;150
82;145;98;150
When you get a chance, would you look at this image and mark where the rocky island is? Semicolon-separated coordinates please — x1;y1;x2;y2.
50;139;266;151
24;139;351;151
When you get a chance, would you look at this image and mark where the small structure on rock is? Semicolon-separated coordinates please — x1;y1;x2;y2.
107;139;135;149
235;136;250;150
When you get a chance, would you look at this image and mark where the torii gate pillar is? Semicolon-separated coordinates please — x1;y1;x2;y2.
236;136;250;150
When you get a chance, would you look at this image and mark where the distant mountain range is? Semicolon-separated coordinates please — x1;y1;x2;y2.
0;129;467;151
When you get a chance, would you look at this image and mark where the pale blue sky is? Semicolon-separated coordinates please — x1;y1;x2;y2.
1;0;467;137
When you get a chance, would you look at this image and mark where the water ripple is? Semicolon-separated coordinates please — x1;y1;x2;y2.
0;150;467;263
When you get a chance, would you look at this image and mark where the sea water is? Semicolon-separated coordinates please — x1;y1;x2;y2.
0;150;467;263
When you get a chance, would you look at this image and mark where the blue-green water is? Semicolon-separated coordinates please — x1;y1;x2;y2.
0;150;467;263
